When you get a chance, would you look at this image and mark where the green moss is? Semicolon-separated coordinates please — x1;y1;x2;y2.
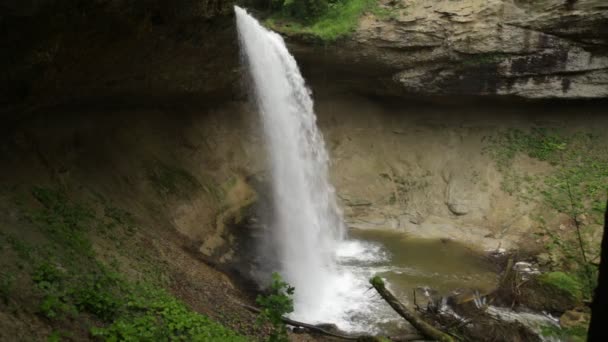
369;276;385;288
145;160;201;197
539;272;583;300
541;324;588;342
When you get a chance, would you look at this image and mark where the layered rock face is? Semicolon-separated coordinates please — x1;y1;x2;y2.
293;0;608;99
3;0;606;110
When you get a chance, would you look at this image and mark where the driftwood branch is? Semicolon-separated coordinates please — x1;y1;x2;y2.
370;276;455;342
239;302;423;341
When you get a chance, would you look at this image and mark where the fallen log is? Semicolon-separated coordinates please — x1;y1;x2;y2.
370;276;455;342
239;302;424;341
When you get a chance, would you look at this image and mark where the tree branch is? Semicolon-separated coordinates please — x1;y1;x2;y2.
238;302;423;341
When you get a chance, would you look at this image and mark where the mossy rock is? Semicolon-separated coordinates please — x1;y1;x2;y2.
541;322;588;342
539;272;583;300
520;272;582;314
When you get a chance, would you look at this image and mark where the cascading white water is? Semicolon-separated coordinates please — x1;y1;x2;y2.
234;7;401;332
234;6;346;320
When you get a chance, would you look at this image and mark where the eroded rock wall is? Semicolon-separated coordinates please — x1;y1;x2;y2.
315;96;607;251
291;0;608;99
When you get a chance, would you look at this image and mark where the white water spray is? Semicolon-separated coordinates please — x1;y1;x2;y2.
235;6;346;320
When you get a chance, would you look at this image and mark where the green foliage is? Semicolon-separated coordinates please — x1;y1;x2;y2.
47;331;62;342
7;186;246;340
39;294;75;319
256;272;294;342
272;0;330;21
267;0;377;41
484;127;567;171
538;272;583;301
32;262;76;319
33;262;65;288
91;284;247;341
29;187;95;256
308;0;375;40
72;270;122;321
485;128;607;298
541;324;588;342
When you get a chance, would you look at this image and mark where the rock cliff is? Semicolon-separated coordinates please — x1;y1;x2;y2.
290;0;608;99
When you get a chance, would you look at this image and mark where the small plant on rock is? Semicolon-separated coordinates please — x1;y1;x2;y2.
256;272;295;342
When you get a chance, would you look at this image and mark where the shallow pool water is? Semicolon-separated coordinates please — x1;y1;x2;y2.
327;228;499;334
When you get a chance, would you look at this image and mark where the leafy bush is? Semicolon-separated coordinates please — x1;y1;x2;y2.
256;272;294;342
272;0;329;21
266;0;376;40
32;262;76;319
14;187;246;340
73;275;121;322
39;295;75;319
91;284;247;341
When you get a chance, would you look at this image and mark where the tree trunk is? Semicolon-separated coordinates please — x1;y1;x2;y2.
588;198;608;341
239;302;423;341
370;276;455;342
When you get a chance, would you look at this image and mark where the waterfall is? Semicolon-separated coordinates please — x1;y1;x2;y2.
235;6;346;320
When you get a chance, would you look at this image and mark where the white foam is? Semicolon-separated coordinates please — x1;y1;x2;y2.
336;240;390;264
288;239;404;333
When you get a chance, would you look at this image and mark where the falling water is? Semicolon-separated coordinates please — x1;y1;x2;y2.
235;6;346;320
234;7;407;332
